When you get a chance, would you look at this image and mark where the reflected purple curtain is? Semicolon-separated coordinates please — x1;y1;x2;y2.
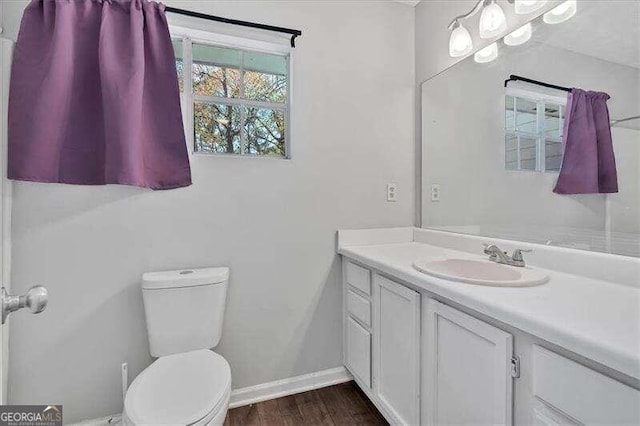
553;89;617;194
8;0;191;190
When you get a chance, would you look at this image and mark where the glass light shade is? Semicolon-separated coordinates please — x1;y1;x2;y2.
514;0;547;15
543;0;577;24
449;24;473;57
504;23;532;46
474;43;499;63
479;2;507;39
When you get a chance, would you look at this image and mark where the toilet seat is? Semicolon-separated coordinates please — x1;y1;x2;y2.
124;350;231;425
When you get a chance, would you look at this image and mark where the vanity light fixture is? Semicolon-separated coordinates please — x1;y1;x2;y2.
449;21;474;57
447;0;577;59
474;42;499;63
504;22;532;46
543;0;577;24
479;0;508;39
514;0;547;15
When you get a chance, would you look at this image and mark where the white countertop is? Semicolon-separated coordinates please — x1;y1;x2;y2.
339;236;640;381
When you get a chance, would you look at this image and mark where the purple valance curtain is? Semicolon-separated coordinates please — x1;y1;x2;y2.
553;89;618;195
8;0;191;190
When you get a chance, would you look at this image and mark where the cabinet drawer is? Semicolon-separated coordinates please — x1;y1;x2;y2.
346;316;371;387
347;289;371;327
533;345;640;424
345;261;371;296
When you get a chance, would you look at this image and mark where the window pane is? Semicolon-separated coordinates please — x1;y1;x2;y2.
515;98;537;133
505;134;537;171
505;133;519;170
244;51;287;75
519;136;537;170
544;103;563;138
187;44;289;158
244;71;287;103
192;44;241;98
193;44;241;68
545;139;562;172
193;64;241;98
505;96;515;131
194;102;241;154
243;51;287;103
245;107;286;157
172;38;183;92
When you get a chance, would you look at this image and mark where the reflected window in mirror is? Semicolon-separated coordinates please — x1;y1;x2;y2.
505;91;565;173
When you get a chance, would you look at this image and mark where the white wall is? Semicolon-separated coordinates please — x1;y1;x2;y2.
1;0;415;422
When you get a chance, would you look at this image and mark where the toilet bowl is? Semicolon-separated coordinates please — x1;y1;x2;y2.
123;350;231;425
123;267;231;425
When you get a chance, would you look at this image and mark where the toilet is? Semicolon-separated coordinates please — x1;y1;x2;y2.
123;267;232;425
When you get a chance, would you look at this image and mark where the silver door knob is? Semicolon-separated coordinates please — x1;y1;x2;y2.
1;286;48;324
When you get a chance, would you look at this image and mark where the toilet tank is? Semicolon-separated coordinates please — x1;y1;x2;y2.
142;267;229;357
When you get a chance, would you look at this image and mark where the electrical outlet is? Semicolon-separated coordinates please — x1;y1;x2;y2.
387;183;397;202
431;184;441;201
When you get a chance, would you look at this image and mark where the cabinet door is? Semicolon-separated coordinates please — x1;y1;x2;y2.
533;345;640;425
373;274;420;425
346;316;371;387
423;298;514;426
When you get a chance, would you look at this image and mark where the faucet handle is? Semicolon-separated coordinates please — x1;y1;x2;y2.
483;243;501;253
512;248;532;262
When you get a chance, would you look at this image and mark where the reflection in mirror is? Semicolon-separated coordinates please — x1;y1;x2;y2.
421;1;640;257
504;92;564;172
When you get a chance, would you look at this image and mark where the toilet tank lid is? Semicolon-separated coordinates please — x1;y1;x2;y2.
142;267;229;290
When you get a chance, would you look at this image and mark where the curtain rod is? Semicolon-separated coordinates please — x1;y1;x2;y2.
505;75;638;127
611;115;640;126
504;74;571;92
164;7;302;47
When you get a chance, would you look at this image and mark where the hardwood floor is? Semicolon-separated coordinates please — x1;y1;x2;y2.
224;381;388;426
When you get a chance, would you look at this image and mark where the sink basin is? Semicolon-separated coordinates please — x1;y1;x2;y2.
413;258;548;287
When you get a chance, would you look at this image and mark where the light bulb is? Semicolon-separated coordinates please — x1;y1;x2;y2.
449;23;473;57
479;1;507;39
474;43;498;63
504;23;532;46
514;0;547;15
543;0;577;24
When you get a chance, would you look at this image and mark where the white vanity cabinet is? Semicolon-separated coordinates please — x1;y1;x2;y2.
341;256;640;426
423;298;514;426
343;260;420;424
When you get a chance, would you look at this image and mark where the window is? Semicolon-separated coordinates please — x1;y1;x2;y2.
172;30;290;158
504;91;564;172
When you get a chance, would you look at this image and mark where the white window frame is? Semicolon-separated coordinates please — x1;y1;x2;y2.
504;88;566;173
170;25;293;159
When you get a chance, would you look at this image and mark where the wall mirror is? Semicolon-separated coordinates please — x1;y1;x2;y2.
421;1;639;257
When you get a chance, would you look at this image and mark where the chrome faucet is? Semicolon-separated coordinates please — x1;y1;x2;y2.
483;244;531;267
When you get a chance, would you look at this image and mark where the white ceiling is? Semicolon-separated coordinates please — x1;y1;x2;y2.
533;1;639;69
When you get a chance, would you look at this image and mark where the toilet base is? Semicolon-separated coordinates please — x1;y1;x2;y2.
122;386;230;426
